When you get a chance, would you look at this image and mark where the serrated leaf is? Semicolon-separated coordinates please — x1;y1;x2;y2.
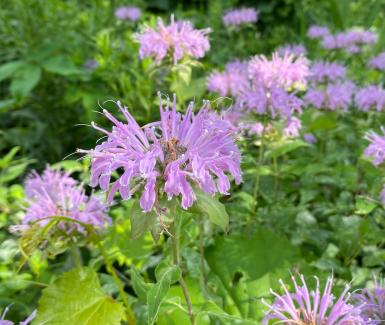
147;265;180;325
194;191;229;230
10;64;41;97
34;268;125;325
43;56;82;76
265;139;309;159
130;200;157;239
131;267;152;302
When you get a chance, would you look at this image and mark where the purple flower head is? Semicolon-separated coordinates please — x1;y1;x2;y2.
304;81;355;111
223;7;258;27
207;60;249;97
307;25;330;39
322;29;377;52
304;133;317;144
137;15;211;65
304;88;325;109
325;81;355;111
238;83;303;118
277;44;307;57
353;277;385;324
82;94;242;212
115;6;141;21
364;127;385;166
84;59;99;71
248;52;309;90
238;121;266;136
309;61;346;83
263;275;363;325
355;86;385;112
21;167;110;233
283;117;302;138
368;52;385;71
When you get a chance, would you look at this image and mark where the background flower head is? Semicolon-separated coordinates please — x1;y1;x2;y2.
21;167;110;233
114;6;141;21
223;7;258;27
137;15;211;65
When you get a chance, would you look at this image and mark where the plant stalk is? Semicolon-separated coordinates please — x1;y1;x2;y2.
170;222;195;325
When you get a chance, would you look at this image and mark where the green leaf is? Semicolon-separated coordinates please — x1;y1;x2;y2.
130;200;157;239
10;64;42;97
265;139;309;159
0;162;30;184
147;265;180;325
43;56;82;76
131;267;152;302
0;61;25;81
355;196;377;215
0;147;20;167
34;268;125;325
193;191;229;230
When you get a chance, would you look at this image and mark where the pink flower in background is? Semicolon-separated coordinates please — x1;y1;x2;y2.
207;60;249;97
115;6;141;21
137;15;211;64
283;117;302;138
369;52;385;71
355;86;385;112
304;88;324;109
364;127;385;166
21;167;110;233
248;52;309;89
309;61;346;83
263;275;363;324
276;44;307;57
82;94;242;212
307;25;330;39
223;8;258;27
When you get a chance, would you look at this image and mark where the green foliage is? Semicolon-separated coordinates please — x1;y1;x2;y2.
34;267;125;325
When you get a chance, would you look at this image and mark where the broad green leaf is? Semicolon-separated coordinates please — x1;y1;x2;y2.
147;265;180;325
194;191;229;230
355;196;377;215
43;56;82;76
265;139;309;159
130;200;157;239
34;268;125;325
131;267;152;302
205;228;301;319
10;64;42;97
0;61;26;81
51;160;84;173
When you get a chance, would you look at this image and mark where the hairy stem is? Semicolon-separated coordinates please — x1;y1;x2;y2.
170;222;195;325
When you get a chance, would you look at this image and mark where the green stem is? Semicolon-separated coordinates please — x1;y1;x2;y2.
273;156;279;199
97;242;136;325
170;222;195;325
70;243;83;268
253;133;265;212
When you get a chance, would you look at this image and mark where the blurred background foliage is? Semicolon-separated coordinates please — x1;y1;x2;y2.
1;0;385;323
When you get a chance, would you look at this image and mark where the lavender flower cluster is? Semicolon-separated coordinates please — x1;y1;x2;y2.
81;94;242;212
115;6;141;22
222;7;258;27
137;15;211;65
307;24;377;54
18;167;110;233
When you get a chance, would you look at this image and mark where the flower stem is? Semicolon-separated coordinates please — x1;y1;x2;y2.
70;243;83;268
253;133;265;212
97;242;136;325
170;222;195;325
